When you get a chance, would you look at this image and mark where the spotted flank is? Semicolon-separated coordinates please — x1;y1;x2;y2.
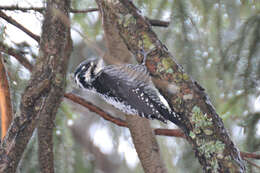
98;93;138;115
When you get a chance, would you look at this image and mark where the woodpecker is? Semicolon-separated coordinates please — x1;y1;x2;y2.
74;58;183;126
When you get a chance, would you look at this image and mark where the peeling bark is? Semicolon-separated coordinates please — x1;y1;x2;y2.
0;0;72;172
95;0;246;172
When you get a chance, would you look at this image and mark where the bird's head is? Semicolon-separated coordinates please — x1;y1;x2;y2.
74;58;104;89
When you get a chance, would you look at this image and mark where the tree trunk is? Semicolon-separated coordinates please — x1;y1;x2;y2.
0;0;72;172
37;1;72;172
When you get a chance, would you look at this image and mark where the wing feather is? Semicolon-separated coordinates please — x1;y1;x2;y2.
103;64;171;111
104;64;150;86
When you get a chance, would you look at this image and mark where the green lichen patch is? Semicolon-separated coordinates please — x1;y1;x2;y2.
189;131;196;139
141;33;153;49
194;128;201;135
198;140;226;172
204;129;213;135
122;14;136;27
156;62;165;73
166;68;173;74
182;73;190;81
162;58;174;70
191;106;213;129
172;73;183;83
172;97;182;107
191;106;228;172
118;13;137;30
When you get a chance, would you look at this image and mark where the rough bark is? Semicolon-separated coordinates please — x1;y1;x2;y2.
0;54;13;140
37;1;72;173
97;2;168;172
95;0;246;172
0;0;72;172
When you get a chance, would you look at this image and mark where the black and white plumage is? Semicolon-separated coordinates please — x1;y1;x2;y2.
74;58;183;126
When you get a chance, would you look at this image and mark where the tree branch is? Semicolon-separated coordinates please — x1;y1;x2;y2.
64;93;127;127
243;158;260;170
0;54;13;140
0;5;169;27
0;5;99;14
0;6;45;12
241;152;260;160
70;8;99;13
0;42;33;71
0;11;40;42
148;18;170;27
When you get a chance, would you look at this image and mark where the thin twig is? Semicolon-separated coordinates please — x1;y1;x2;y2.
70;8;99;13
0;5;99;14
0;11;40;42
0;6;44;13
64;93;127;127
241;152;260;160
154;128;184;137
0;6;169;28
147;18;170;27
0;42;33;71
243;158;260;170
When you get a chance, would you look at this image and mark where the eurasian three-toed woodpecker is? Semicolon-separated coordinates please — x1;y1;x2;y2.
74;58;183;126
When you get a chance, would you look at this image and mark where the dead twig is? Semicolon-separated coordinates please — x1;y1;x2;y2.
0;11;40;42
0;5;98;14
0;42;33;71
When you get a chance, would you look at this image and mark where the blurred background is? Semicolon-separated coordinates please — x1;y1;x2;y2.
0;0;260;172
